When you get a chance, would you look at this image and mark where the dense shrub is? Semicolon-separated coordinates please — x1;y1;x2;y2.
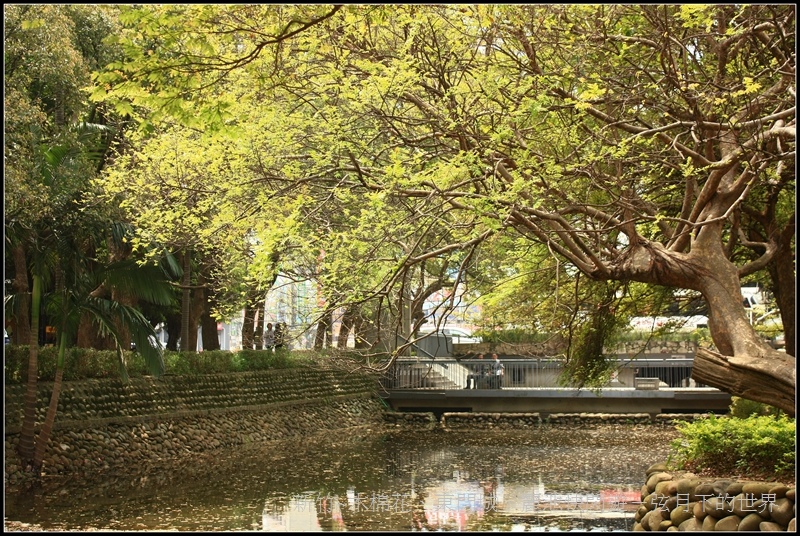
616;327;711;344
474;328;553;344
4;345;127;382
4;345;322;384
669;414;795;481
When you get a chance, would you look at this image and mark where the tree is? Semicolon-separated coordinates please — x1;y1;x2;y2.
6;122;172;475
92;5;795;414
293;4;795;412
4;5;176;474
30;239;172;474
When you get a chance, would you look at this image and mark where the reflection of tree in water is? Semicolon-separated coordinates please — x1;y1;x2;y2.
384;441;502;484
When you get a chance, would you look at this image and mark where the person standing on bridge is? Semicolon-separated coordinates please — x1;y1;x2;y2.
491;353;505;389
465;353;485;389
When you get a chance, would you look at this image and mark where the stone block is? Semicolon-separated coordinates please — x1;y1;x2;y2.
714;514;740;531
647;472;673;494
669;503;693;526
703;496;733;519
676;477;702;500
655;479;677;498
768;497;794;527
742;482;778;499
758;521;785;531
768;484;789;499
693;500;707;520
738;513;765;531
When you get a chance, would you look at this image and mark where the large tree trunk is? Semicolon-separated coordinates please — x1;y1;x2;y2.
196;264;220;351
201;311;220;351
240;287;262;350
165;312;181;351
692;347;794;415
76;288;115;349
314;310;332;349
11;243;31;345
337;306;356;349
614;230;795;416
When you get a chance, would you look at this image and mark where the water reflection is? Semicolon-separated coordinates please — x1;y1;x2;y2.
6;428;678;532
260;464;642;532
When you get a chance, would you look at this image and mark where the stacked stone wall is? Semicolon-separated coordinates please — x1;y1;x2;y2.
5;368;378;432
383;412;715;430
635;463;795;531
4;368;382;485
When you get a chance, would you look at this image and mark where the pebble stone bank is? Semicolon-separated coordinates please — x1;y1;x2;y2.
634;462;795;532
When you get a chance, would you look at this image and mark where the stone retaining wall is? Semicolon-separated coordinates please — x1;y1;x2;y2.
635;462;796;531
382;411;715;430
4;367;382;485
4;367;378;433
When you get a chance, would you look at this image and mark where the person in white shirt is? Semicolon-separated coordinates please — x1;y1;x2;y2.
264;323;276;350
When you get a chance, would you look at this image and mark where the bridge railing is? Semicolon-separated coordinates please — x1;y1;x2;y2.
380;357;707;390
382;358;469;389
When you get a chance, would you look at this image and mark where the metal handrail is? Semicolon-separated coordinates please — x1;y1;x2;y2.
381;357;709;390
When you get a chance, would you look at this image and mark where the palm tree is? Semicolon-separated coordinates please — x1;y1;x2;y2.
30;245;176;473
10;122;178;475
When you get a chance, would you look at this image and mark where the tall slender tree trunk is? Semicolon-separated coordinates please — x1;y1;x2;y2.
254;300;265;351
17;273;43;468
188;284;205;352
11;243;31;345
241;306;256;351
768;224;795;357
32;335;67;474
112;286;134;352
196;263;220;351
180;249;192;352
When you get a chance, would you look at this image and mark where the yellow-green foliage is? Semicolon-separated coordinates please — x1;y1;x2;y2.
729;396;784;418
669;414;795;481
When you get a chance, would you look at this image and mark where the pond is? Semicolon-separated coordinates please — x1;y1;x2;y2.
5;425;680;531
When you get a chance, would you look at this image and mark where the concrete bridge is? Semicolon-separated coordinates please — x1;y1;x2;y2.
379;356;732;417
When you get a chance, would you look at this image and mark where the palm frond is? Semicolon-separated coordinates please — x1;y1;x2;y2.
108;221;135;250
159;250;183;280
83;296;165;378
101;259;176;307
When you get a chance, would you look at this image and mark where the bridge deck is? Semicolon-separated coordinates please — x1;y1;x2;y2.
381;387;732;416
